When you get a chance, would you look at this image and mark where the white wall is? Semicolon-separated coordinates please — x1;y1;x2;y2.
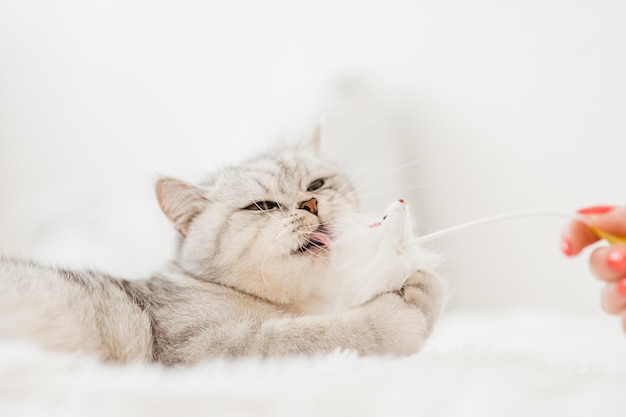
1;0;625;316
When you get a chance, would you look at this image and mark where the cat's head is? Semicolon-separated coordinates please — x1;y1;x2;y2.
155;139;359;304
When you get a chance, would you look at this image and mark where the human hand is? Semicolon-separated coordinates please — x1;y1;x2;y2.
561;206;626;333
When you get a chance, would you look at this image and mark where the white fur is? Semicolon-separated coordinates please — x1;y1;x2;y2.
3;310;626;417
326;200;441;310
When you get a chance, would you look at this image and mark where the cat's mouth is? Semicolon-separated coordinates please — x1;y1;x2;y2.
297;225;332;255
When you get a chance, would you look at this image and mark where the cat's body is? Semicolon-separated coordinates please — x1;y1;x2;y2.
0;140;445;364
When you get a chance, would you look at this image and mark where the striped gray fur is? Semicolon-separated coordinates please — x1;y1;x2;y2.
0;140;445;364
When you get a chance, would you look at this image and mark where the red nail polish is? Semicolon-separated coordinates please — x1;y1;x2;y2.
398;198;405;203
577;206;614;215
616;278;626;296
560;238;573;256
607;248;626;271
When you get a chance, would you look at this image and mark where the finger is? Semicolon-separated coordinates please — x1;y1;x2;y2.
600;279;626;315
560;220;600;256
581;206;626;237
590;246;626;282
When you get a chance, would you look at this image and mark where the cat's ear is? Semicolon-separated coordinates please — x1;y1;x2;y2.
309;124;322;156
155;177;208;237
299;124;322;156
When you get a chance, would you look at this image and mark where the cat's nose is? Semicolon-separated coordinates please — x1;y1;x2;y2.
299;198;318;215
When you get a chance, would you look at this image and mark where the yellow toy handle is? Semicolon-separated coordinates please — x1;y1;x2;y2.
588;225;626;245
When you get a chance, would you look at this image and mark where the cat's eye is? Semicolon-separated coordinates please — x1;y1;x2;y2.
306;178;325;192
243;201;279;211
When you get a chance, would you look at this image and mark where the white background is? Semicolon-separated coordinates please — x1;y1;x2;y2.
1;0;625;316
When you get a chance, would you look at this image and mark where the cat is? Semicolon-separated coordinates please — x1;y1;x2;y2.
0;138;446;365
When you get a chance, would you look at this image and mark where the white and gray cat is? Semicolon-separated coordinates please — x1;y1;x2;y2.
0;139;445;365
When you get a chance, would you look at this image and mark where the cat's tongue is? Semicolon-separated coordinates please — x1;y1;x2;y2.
308;231;331;248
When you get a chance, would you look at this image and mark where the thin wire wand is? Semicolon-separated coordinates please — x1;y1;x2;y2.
405;211;577;247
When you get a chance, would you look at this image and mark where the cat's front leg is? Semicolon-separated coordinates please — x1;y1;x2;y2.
251;270;444;357
244;293;432;357
170;281;443;362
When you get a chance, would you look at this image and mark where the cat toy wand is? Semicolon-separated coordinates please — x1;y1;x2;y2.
406;211;626;246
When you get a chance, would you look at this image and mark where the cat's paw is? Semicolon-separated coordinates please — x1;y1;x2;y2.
359;270;445;355
362;291;428;355
396;269;446;335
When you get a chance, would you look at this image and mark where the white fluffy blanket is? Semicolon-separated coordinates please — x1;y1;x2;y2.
3;309;626;417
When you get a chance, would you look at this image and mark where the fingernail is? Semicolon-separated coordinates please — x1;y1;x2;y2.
398;198;405;203
607;247;626;271
616;278;626;296
560;238;573;256
577;206;614;215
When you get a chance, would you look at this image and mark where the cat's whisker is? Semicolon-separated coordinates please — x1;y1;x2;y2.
322;218;370;228
354;183;435;201
347;158;425;196
331;156;396;197
334;176;438;206
327;183;356;204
